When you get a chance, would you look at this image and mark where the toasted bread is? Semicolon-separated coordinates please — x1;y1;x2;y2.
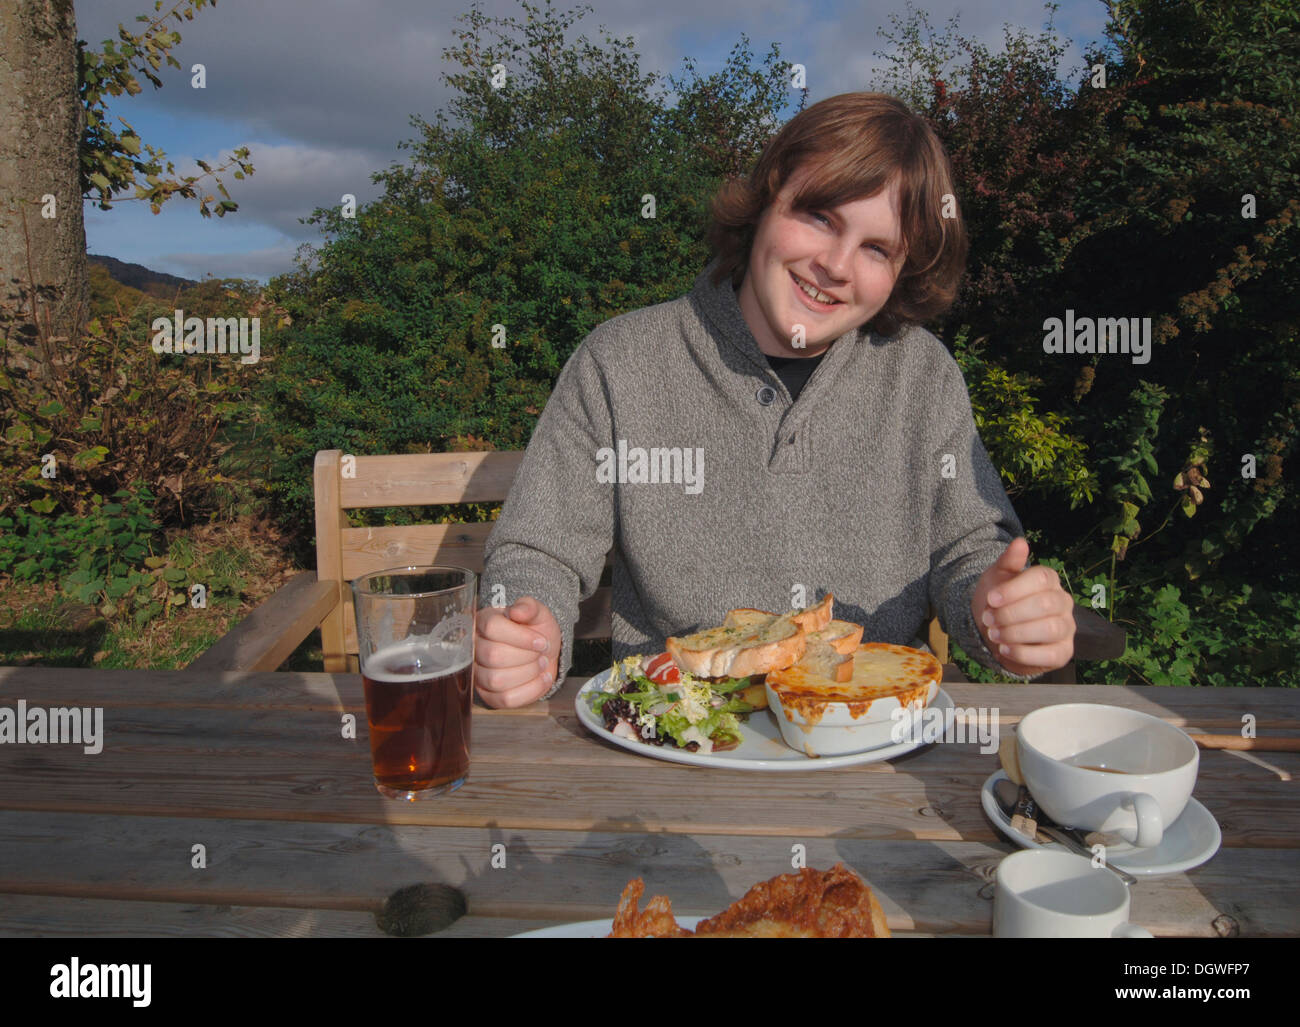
668;596;833;679
665;614;807;679
788;593;834;633
666;594;842;680
794;637;854;683
717;607;860;690
665;594;836;679
722;593;835;635
808;619;864;654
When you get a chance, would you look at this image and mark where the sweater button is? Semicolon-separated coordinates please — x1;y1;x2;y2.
756;386;776;405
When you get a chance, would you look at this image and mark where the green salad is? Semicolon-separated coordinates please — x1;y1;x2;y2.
590;655;755;753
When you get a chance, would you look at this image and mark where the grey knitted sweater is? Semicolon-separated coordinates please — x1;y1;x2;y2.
482;266;1027;693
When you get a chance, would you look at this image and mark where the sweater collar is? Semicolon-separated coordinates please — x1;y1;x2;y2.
689;261;866;376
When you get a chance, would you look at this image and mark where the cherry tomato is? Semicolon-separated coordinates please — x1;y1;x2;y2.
643;652;681;685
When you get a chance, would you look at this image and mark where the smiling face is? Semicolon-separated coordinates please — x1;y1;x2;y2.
736;165;906;358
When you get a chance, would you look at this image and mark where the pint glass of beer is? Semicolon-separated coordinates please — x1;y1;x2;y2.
351;566;476;800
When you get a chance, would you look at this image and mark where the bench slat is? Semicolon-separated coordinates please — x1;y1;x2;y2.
189;572;338;672
337;451;525;508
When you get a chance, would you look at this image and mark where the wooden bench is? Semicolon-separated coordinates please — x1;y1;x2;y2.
190;449;1125;681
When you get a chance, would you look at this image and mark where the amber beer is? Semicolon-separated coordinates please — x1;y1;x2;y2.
351;565;476;800
362;641;472;795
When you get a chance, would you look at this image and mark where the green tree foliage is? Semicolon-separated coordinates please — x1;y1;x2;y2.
260;1;798;527
877;0;1299;683
88;261;146;318
79;0;253;215
259;0;1297;683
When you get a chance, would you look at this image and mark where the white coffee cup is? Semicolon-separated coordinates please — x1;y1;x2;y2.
994;850;1153;938
1017;703;1198;848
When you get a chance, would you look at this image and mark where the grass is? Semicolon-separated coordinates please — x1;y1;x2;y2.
0;467;617;677
0;513;310;670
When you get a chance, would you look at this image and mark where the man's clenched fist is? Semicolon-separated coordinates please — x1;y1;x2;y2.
474;595;562;708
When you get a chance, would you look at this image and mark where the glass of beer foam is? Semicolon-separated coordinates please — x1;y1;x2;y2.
351;566;477;800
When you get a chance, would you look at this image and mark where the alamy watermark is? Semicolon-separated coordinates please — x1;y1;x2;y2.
595;440;703;494
1043;310;1151;365
50;958;150;1007
0;700;103;754
151;309;260;364
890;704;999;754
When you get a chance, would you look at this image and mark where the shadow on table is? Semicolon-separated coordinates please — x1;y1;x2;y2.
393;815;734;936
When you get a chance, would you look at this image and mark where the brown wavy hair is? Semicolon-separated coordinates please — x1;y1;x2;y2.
706;92;967;337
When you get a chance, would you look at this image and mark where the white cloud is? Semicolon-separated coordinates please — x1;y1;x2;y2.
76;0;1113;278
185;140;384;238
160;243;302;282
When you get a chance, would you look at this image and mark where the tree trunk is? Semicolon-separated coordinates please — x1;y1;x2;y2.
0;0;87;358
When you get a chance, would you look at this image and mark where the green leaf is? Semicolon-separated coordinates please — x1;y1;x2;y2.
71;446;110;470
105;577;134;600
30;497;57;514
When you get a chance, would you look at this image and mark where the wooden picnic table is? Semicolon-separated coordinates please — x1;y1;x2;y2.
0;665;1296;938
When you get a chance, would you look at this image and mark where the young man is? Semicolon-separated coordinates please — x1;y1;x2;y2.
474;93;1075;708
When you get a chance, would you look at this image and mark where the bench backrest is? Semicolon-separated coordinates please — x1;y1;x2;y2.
313;449;614;671
313;448;948;672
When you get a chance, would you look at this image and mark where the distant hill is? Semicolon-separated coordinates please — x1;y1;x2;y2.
88;254;197;298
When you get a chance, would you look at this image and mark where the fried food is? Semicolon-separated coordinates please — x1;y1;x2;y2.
608;877;692;937
695;863;889;937
606;863;889;938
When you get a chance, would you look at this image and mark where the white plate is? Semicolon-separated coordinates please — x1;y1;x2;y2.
575;668;953;770
981;769;1222;876
513;916;705;938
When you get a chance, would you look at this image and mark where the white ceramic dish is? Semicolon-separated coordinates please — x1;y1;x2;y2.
576;669;953;769
981;769;1221;876
1017;703;1200;848
765;678;939;757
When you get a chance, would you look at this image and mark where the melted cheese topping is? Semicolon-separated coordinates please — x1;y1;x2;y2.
769;642;941;726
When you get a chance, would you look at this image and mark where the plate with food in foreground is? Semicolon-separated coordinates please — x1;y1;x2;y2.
513;864;890;937
574;594;949;769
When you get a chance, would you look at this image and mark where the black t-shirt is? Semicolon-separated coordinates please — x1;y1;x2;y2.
763;349;828;402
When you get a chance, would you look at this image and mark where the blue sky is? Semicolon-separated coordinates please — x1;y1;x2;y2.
77;0;1117;284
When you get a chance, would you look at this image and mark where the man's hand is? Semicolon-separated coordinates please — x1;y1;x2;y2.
971;537;1075;677
474;596;562;708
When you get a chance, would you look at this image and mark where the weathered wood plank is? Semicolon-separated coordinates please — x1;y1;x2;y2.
0;701;1294;788
314;450;353;673
0;816;1294;936
0;667;551;715
4;668;1297;730
0;893;387;937
0;731;1292;845
337;450;525;509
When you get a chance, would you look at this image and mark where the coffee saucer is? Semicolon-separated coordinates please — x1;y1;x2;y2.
981;769;1221;876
